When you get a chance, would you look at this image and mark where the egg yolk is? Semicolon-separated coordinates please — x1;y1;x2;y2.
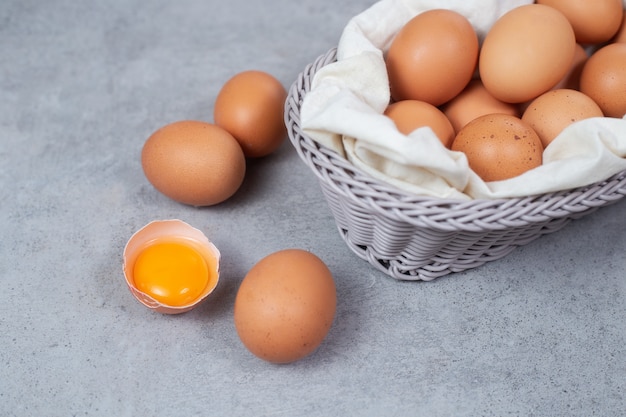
133;241;209;306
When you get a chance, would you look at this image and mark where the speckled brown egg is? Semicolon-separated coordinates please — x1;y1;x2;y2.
580;42;626;118
384;100;455;148
385;9;478;106
214;70;287;158
451;114;544;182
522;89;604;148
234;249;336;364
141;120;246;206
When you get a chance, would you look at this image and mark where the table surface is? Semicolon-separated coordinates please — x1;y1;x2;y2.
2;1;625;416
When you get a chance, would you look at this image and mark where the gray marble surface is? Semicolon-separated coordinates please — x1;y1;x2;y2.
1;1;625;416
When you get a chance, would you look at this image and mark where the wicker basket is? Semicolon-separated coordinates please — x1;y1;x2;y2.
285;48;626;281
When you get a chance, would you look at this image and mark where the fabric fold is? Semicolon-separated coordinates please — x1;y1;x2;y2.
300;0;626;200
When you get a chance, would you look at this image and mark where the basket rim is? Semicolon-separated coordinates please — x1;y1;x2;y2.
284;48;626;231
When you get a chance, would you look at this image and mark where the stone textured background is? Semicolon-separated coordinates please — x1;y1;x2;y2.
1;1;624;416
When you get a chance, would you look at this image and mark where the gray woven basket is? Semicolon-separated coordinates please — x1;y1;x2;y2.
285;48;626;281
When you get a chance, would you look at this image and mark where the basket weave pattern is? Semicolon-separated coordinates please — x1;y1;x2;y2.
285;48;626;281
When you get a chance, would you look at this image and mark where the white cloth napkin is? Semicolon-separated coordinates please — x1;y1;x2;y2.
300;0;626;200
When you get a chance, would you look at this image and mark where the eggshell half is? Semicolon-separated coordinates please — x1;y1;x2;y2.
122;219;220;314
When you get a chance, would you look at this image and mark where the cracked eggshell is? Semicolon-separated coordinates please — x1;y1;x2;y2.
122;219;220;314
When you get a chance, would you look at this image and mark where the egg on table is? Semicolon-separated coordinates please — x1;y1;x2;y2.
234;249;337;364
214;70;288;158
141;120;246;207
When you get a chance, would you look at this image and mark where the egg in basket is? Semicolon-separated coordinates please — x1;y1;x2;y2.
284;0;626;280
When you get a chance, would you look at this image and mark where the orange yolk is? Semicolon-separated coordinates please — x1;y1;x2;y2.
133;240;209;306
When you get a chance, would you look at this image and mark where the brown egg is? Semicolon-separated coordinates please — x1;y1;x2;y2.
552;43;589;91
611;11;626;43
518;51;591;115
234;249;336;364
580;42;626;118
536;0;623;44
214;70;287;158
442;79;520;133
141;120;246;206
522;89;604;148
384;100;455;147
479;4;576;103
385;9;478;106
451;114;544;182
